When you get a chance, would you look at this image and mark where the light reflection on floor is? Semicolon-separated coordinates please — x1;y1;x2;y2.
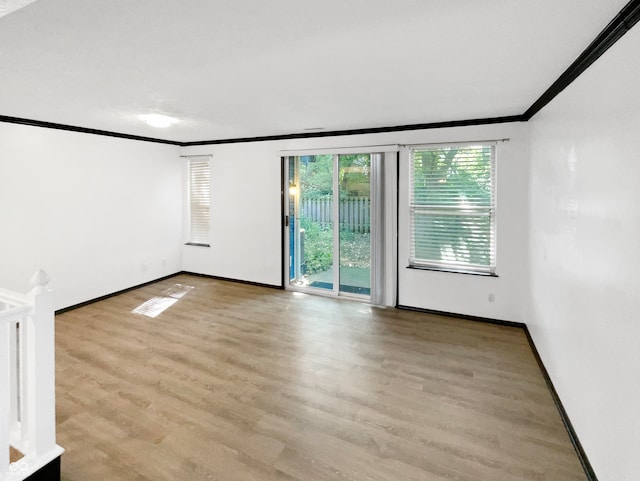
131;283;194;318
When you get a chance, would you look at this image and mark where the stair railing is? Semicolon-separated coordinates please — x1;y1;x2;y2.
0;271;63;481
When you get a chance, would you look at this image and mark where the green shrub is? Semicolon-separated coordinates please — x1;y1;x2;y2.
299;218;333;274
298;218;370;274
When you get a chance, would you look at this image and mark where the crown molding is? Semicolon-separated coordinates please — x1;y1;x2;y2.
0;114;181;145
523;0;640;120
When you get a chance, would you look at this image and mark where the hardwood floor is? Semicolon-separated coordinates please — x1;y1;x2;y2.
9;446;23;464
55;274;586;481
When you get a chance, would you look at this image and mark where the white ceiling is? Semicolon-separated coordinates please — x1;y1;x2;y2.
0;0;38;19
0;0;629;142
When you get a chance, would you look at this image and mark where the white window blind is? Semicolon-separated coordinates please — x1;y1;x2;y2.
409;144;496;274
187;156;211;246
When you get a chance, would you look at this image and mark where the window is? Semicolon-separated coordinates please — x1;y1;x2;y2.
186;156;211;246
409;143;496;275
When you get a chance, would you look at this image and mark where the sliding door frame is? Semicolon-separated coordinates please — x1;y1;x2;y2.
280;145;398;305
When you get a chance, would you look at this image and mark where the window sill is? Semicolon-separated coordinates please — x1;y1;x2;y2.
185;242;210;248
407;265;498;277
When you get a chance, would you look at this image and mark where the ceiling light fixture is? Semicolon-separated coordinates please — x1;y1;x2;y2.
139;113;178;128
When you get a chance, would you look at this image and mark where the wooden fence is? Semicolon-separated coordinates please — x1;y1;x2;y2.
301;197;370;233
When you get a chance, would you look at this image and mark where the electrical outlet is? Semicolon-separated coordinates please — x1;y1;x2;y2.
488;293;495;303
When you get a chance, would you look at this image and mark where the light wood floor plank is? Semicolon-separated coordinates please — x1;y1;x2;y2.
55;274;586;481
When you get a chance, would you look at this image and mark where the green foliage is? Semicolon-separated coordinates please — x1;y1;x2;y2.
299;217;333;274
299;155;333;197
412;146;493;267
299;217;370;274
339;231;370;268
299;154;371;199
338;154;370;198
413;147;491;205
295;153;372;274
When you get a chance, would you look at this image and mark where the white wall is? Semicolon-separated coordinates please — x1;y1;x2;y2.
0;124;182;310
182;123;529;321
528;26;640;481
396;124;528;321
180;142;283;286
1;120;528;319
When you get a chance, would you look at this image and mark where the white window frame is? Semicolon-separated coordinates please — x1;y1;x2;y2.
408;142;496;275
185;155;211;247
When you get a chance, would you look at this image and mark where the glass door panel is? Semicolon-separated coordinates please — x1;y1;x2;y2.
288;155;334;291
338;154;371;296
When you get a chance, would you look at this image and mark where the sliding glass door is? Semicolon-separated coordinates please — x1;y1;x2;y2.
338;154;371;295
286;154;371;298
288;154;336;291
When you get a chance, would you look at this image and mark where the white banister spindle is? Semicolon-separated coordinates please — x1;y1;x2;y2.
23;270;57;457
0;320;10;474
9;320;19;443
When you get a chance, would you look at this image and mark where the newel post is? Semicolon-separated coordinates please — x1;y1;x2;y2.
24;269;57;456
